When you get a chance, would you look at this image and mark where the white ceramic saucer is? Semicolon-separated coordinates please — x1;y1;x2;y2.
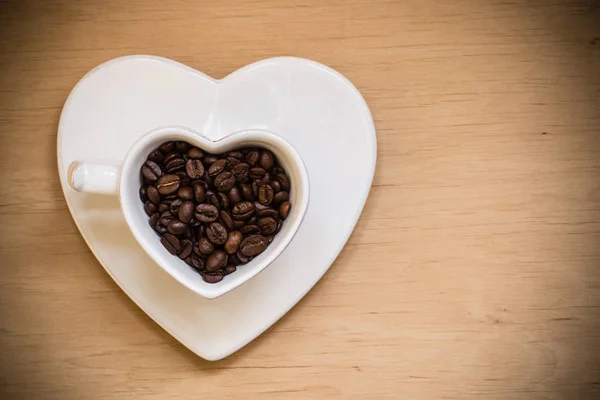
57;55;376;360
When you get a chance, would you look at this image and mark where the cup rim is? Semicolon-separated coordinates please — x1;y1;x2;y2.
119;125;310;299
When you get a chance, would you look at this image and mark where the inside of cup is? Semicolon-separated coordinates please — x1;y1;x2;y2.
119;126;308;298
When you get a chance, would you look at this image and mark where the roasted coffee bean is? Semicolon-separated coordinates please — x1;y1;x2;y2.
177;186;193;200
187;147;204;159
273;191;289;206
139;186;148;202
178;240;193;259
275;171;290;191
203;155;219;165
227;157;241;166
228;186;242;204
228;253;242;266
233;220;245;230
175;141;191;152
250;167;266;180
149;213;159;229
241;183;254;201
208;159;228;177
240;235;268;257
225;265;237;275
141;160;162;182
232;201;255;220
202;273;223;283
214;171;235;192
160;211;175;226
147;149;164;164
159;141;174;153
271;180;282;193
240;224;259;235
252;180;261;197
280;201;291;219
158;203;170;213
227;151;243;160
236;249;252;264
155;223;168;234
144;201;157;215
265;235;274;244
255;202;279;219
261;172;271;184
232;163;250;183
206;250;227;272
257;217;278;235
259;150;275;171
178;200;194;223
175;171;190;187
160;234;181;255
247;216;258;226
195;204;219;222
206;222;228;245
189;218;201;227
147;185;161;205
197;224;205;238
258;183;274;205
193;183;206;203
220;210;234;231
156;174;180;195
169;199;182;215
165;155;185;172
217;193;230;210
183;228;195;240
224;231;243;254
186;159;205;179
190;254;205;270
246;150;259;166
198;236;215;255
163;152;178;165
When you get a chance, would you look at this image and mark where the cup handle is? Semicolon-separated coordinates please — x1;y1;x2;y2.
67;161;121;195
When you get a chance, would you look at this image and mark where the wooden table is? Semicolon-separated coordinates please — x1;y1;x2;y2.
2;1;600;398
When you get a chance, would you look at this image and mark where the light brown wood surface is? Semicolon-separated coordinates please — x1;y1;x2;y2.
2;0;600;399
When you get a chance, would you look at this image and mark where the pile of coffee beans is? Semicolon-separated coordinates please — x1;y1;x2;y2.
139;141;292;283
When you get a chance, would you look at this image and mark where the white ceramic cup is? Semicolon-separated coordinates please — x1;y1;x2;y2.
68;126;309;299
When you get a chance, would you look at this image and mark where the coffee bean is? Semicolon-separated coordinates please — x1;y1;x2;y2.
186;159;205;179
255;202;279;219
161;234;181;255
250;167;266;180
189;218;201;227
160;211;175;226
228;253;242;266
206;190;220;209
280;201;291;219
187;147;204;159
193;183;206;203
206;250;227;272
273;191;289;206
228;186;242;204
155;223;168;234
198;236;214;255
262;172;271;184
190;254;205;270
236;249;252;264
227;151;243;160
241;184;254;201
178;240;193;259
252;180;261;197
177;186;193;200
159;141;174;153
178;200;194;223
240;235;268;257
175;171;190;187
165;155;185;172
202;273;223;283
175;141;191;152
149;213;159;229
271;180;281;193
169;199;182;215
144;201;157;215
147;185;160;205
156;174;180;195
241;224;259;235
232;201;255;220
158;203;169;213
195;204;219;222
265;234;274;244
246;150;259;166
233;220;245;230
206;222;227;245
208;159;228;177
224;231;243;254
232;163;250;183
258;183;274;205
217;192;230;210
225;265;237;275
141;160;162;182
203;155;219;165
139;186;148;202
259;150;275;171
257;217;278;235
274;170;290;191
148;149;164;164
214;171;235;192
220;210;234;231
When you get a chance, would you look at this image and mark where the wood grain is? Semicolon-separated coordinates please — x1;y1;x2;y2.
1;0;600;398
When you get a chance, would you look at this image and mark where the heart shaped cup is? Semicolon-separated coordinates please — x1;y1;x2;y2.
67;126;309;299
